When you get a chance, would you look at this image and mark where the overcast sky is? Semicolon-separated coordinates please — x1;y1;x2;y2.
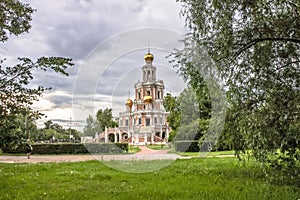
1;0;189;130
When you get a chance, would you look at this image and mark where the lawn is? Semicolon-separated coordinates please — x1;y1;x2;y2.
0;157;299;200
175;150;235;157
147;144;172;150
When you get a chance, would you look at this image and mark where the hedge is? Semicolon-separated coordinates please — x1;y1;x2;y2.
3;143;128;154
174;141;217;152
174;141;200;152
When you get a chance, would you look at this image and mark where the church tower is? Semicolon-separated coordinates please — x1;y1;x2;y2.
116;51;170;145
134;51;165;113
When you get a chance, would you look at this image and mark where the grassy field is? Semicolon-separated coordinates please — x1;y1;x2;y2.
0;157;299;200
175;150;235;157
147;144;172;150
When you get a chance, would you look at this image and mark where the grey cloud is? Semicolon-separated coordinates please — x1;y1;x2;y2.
48;95;73;109
29;0;147;59
5;0;188;128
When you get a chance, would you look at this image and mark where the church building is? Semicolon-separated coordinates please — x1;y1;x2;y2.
98;51;170;145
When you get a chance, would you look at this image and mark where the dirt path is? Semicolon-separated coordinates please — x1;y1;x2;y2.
136;146;171;154
0;146;180;163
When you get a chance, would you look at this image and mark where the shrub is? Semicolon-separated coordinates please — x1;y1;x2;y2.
3;143;128;154
174;141;200;152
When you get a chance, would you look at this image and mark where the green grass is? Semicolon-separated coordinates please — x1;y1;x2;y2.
0;157;299;200
128;146;141;154
147;144;172;150
175;150;235;157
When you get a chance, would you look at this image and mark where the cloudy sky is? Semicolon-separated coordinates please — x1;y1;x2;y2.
1;0;189;130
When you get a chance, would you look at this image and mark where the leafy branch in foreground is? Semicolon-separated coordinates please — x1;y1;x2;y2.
175;0;300;185
0;57;74;150
0;0;35;42
0;0;75;150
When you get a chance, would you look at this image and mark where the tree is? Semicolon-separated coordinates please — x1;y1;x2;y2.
0;0;34;42
0;1;73;149
83;115;101;137
163;93;181;131
96;108;118;131
44;120;53;129
175;0;300;184
163;87;211;144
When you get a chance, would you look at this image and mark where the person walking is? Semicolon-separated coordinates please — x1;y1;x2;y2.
25;142;33;159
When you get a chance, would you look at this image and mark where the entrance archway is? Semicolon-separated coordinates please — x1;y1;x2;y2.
122;133;128;140
162;131;166;139
108;133;115;142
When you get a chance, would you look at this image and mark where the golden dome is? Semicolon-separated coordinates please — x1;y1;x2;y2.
144;52;154;63
143;95;152;103
125;99;133;107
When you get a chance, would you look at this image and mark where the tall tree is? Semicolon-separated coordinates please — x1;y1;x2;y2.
175;0;300;184
96;108;117;132
0;1;73;149
163;93;181;131
83;115;101;137
164;88;211;142
44;120;53;129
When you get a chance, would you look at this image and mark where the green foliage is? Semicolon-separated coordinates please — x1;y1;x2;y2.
96;108;117;131
39;120;81;141
163;93;181;130
175;0;300;184
167;130;177;142
85;143;128;154
0;1;74;149
83;115;101;136
84;108;118;136
44;120;53;129
40;129;57;141
0;113;31;151
0;57;72;121
3;143;128;154
174;141;200;152
0;0;35;42
175;118;209;140
164;87;213;150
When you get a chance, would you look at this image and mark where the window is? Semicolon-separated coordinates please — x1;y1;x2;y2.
147;90;151;95
157;91;160;99
138;118;142;124
154;117;157;124
138;92;141;99
125;119;129;126
146;118;150;126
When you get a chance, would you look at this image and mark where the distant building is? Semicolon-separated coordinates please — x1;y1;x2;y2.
97;51;170;145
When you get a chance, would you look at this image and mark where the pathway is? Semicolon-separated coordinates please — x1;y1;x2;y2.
0;146;182;163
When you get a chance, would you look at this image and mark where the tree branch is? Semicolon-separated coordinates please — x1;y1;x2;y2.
234;37;300;59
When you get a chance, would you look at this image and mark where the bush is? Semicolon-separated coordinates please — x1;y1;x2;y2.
174;141;200;152
3;143;128;154
174;140;221;152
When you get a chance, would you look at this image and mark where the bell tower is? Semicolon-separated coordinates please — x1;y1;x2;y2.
142;50;156;82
